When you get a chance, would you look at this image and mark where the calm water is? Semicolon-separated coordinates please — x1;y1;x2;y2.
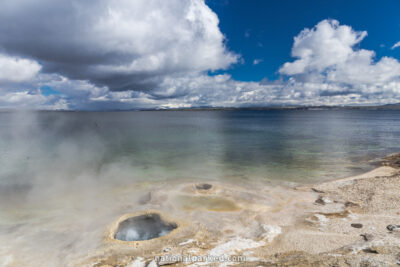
1;110;400;185
1;109;400;266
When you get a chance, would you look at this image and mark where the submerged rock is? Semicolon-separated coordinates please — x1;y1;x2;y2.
381;153;400;168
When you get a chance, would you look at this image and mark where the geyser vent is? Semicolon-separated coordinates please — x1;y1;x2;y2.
114;213;177;241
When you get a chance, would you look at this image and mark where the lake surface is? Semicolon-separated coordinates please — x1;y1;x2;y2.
1;110;400;185
1;109;400;266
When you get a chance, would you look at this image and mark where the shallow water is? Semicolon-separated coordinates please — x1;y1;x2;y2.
0;110;400;266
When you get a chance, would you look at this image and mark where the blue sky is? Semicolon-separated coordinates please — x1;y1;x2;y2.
0;0;400;110
208;0;400;81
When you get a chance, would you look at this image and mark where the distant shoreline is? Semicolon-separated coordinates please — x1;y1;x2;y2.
1;103;400;112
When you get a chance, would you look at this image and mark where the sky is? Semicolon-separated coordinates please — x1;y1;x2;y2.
0;0;399;110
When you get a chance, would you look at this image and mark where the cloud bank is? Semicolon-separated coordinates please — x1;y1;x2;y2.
0;0;237;91
0;1;399;109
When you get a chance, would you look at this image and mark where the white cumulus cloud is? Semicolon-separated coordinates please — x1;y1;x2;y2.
279;19;368;75
0;54;41;84
279;19;400;100
0;0;238;92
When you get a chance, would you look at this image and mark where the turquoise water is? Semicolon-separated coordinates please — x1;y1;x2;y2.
1;110;400;187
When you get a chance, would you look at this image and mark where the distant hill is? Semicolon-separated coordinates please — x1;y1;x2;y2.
145;103;400;111
379;103;400;109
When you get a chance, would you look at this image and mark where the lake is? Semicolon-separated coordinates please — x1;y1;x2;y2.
1;109;400;266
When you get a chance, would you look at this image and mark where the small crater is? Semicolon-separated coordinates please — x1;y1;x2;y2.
114;213;177;241
195;183;213;190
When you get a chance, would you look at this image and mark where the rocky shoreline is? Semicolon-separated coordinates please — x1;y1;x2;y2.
75;154;400;267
